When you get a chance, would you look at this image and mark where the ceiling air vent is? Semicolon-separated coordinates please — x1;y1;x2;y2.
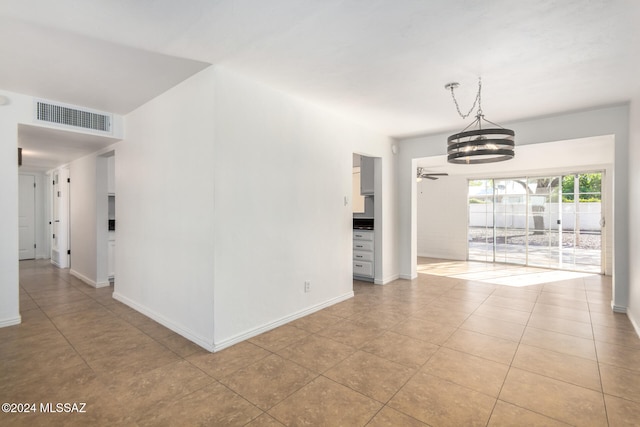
35;100;112;133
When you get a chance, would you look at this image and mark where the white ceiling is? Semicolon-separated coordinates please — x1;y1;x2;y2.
2;0;639;169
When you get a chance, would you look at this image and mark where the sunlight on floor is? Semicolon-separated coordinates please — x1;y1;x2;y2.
417;258;597;287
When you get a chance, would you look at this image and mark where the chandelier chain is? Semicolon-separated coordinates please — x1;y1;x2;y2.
449;78;483;119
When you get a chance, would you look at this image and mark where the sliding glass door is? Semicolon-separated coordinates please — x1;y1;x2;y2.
468;172;602;273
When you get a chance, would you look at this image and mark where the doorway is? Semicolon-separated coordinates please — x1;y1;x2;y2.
18;174;36;260
468;172;603;273
51;168;70;268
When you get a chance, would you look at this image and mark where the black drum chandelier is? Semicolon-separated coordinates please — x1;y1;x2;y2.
445;78;515;164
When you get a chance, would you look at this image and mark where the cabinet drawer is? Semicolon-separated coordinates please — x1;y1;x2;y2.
353;231;374;241
353;241;373;251
353;250;373;262
353;260;373;277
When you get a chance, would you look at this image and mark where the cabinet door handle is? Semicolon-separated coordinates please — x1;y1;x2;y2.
356;245;363;248
355;264;363;267
356;255;363;258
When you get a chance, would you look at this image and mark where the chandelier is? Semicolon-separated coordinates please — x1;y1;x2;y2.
445;78;514;164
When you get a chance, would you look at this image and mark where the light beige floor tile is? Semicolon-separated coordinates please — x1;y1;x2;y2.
245;413;286;426
366;406;428;426
276;334;356;373
422;347;509;397
324;351;415;403
488;400;572;426
186;341;271;379
595;341;640;372
388;372;496;426
317;319;386;348
360;331;439;369
472;302;532;325
429;296;483;314
288;310;342;333
521;327;597;360
156;331;207;357
527;312;594;339
248;325;310;352
484;294;535;312
600;363;640;402
590;310;637;330
350;309;410;329
391;317;457;345
443;329;519;365
533;302;592;323
460;314;526;342
8;259;624;426
139;381;262;427
220;353;316;410
592;323;640;349
105;359;215;419
499;368;607;426
268;376;381;426
603;394;640;427
512;344;601;391
411;304;470;327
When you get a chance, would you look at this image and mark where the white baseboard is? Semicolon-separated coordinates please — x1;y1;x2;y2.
0;315;22;328
628;311;640;339
112;292;215;352
611;302;627;313
112;290;355;353
69;270;110;288
399;273;418;280
375;274;400;285
212;291;355;352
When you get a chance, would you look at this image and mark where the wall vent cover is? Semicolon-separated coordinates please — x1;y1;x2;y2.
35;100;112;133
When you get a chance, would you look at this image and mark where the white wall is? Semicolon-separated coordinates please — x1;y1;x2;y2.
69;154;98;285
399;105;629;310
113;67;217;349
113;66;395;351
416;175;468;259
211;68;394;349
628;95;640;334
0;91;29;327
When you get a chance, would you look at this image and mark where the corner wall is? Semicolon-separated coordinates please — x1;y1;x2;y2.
113;67;218;349
211;68;395;349
0;91;31;327
628;96;640;334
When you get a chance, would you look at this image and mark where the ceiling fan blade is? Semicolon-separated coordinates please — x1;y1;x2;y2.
422;176;439;180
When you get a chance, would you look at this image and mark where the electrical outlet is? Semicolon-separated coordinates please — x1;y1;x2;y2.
304;281;311;293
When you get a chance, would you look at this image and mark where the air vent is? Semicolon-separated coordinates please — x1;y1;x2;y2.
35;100;112;133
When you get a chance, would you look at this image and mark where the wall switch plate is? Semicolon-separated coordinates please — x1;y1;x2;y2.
304;281;311;293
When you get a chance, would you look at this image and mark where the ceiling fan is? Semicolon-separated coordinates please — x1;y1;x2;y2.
417;167;449;180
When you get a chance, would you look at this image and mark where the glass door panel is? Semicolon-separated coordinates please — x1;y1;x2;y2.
467;172;602;273
468;179;494;262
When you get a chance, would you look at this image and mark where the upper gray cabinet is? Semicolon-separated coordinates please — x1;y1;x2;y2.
360;156;374;195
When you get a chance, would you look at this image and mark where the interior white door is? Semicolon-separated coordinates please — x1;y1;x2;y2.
19;174;36;260
51;169;70;268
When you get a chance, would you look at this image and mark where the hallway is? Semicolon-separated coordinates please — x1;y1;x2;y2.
1;259;640;425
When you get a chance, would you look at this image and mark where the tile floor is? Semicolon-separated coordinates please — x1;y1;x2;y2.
1;259;640;426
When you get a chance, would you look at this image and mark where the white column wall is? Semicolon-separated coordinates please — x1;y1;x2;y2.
211;68;394;349
0;91;32;327
113;67;217;349
416;175;469;260
69;154;98;286
628;95;640;334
